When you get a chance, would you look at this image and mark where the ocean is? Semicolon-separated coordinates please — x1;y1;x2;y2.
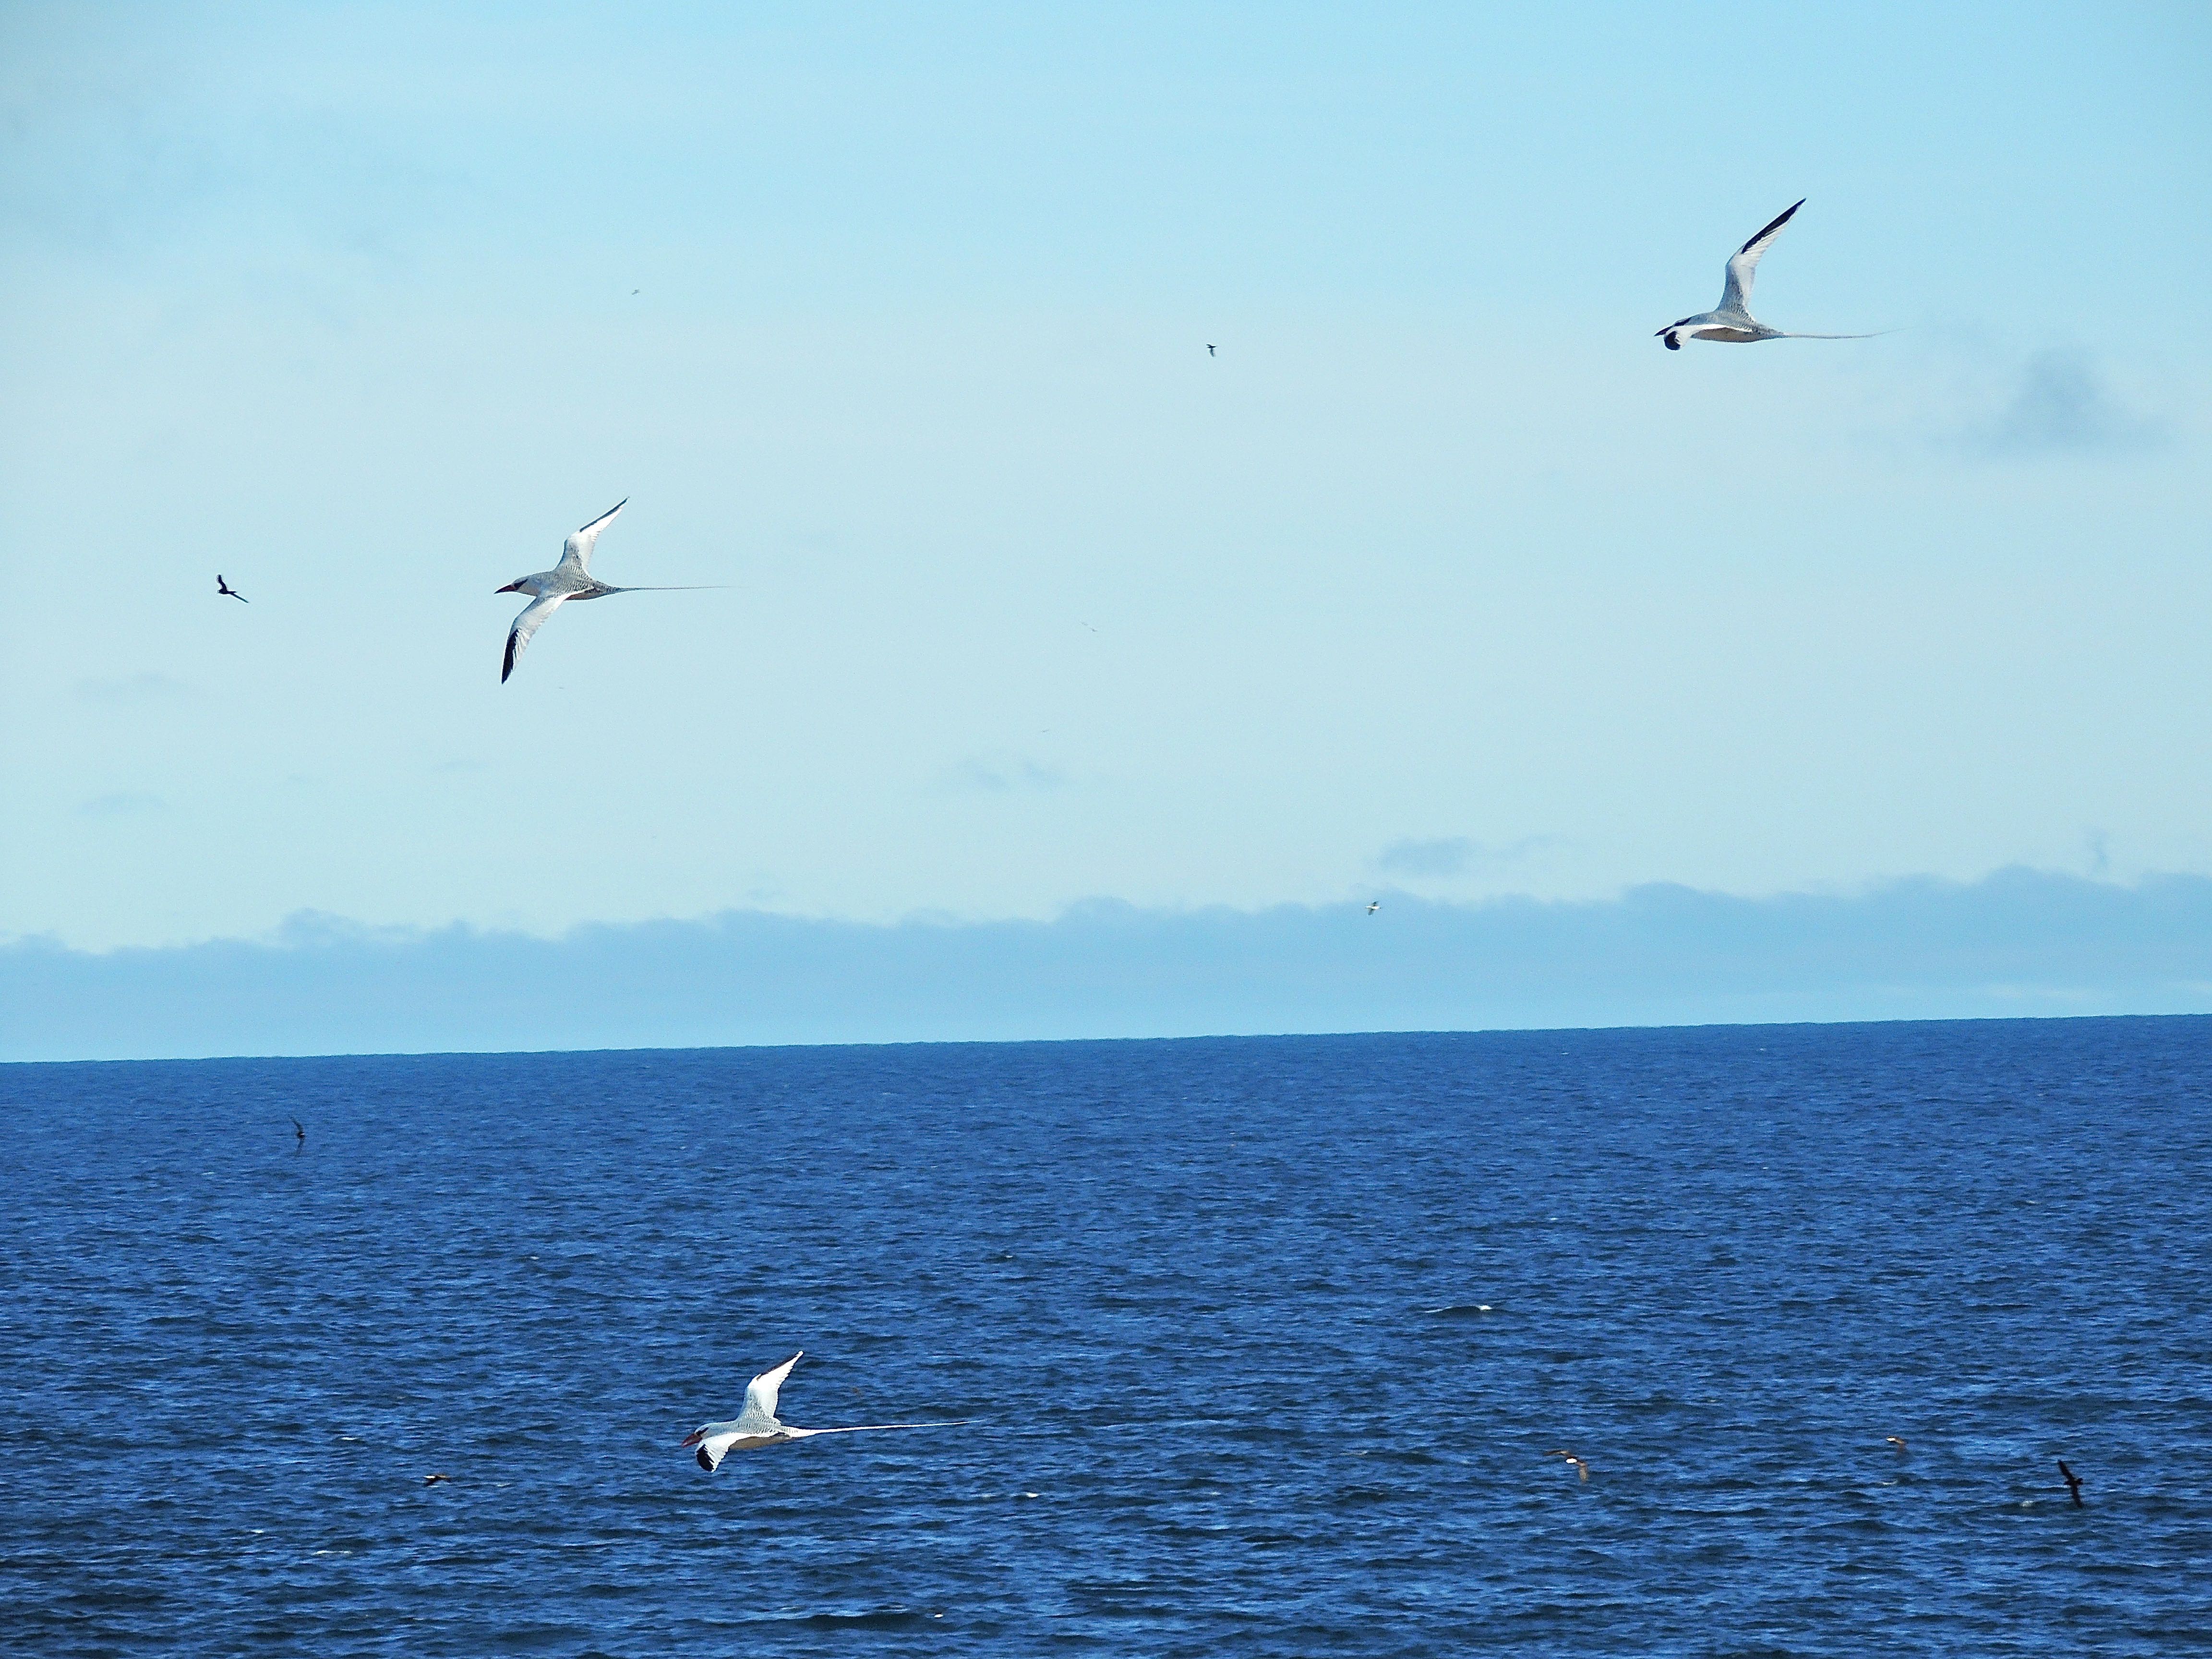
4;1017;2208;1655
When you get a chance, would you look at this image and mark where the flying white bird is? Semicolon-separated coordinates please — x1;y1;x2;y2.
493;500;719;683
1656;200;1877;350
680;1351;967;1471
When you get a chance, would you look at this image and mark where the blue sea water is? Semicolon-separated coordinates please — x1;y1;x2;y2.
3;1018;2209;1656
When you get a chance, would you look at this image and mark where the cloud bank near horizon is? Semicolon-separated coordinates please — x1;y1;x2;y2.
7;868;2210;1064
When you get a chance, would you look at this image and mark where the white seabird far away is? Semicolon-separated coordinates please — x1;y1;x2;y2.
494;500;718;683
1656;200;1877;350
680;1351;967;1472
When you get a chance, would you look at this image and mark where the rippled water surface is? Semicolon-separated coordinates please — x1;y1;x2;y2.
5;1018;2210;1655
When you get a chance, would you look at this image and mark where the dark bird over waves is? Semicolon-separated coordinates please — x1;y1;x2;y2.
423;1473;453;1487
2058;1459;2084;1506
291;1118;305;1149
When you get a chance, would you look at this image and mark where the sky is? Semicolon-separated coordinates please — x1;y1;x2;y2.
3;3;2209;1049
9;872;2212;1063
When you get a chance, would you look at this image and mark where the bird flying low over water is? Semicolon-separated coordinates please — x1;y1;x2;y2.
681;1351;968;1471
423;1473;453;1487
217;575;248;602
494;500;721;683
290;1118;305;1149
2058;1459;2085;1506
1656;200;1878;350
1550;1450;1590;1482
1887;1436;1909;1454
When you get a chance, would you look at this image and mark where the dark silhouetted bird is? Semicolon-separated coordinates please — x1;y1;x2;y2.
291;1118;305;1150
217;575;248;602
423;1473;453;1487
1550;1450;1589;1482
1206;344;1215;356
2058;1459;2084;1506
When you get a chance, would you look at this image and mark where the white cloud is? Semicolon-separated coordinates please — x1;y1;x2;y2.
1974;349;2164;457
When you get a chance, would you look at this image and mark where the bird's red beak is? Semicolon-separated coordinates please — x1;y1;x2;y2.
496;581;521;594
679;1430;703;1448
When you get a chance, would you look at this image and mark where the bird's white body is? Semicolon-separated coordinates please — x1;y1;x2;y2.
1656;200;1874;350
680;1351;963;1472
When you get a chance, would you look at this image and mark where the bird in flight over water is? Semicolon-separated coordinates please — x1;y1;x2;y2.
681;1351;968;1471
423;1473;453;1487
2058;1459;2085;1506
290;1118;305;1150
493;500;720;683
1887;1436;1908;1454
1656;200;1878;350
1550;1450;1590;1482
217;575;248;602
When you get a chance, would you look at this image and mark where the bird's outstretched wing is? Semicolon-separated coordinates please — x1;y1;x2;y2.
502;592;568;682
1719;199;1803;314
735;1351;802;1433
556;499;626;574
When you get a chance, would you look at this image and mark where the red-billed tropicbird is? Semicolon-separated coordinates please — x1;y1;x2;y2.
494;500;718;683
1656;200;1878;350
680;1351;967;1472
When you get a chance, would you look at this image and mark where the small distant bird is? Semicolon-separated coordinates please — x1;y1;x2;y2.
291;1118;305;1149
631;289;640;295
2058;1459;2084;1507
216;575;248;602
681;1351;968;1472
1886;1436;1908;1454
1206;344;1215;357
1366;901;1380;915
494;500;721;683
1550;1450;1589;1482
423;1473;453;1487
1656;199;1877;350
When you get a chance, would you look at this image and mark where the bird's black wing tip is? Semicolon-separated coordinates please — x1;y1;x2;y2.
1741;198;1805;252
696;1447;715;1472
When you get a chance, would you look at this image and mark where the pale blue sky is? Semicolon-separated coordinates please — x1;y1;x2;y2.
4;2;2209;953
